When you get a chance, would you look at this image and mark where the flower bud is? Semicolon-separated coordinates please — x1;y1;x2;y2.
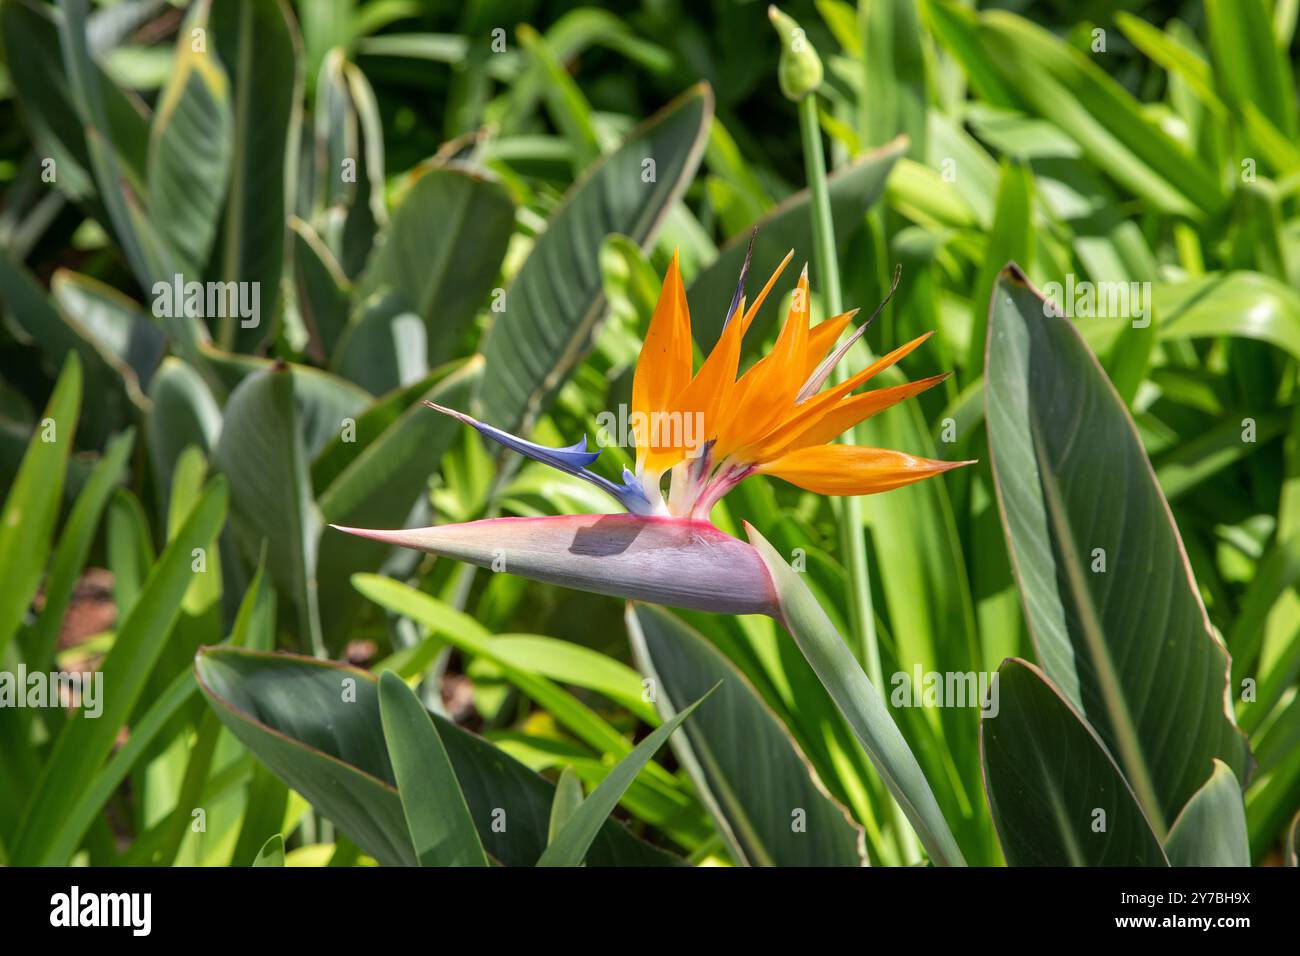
768;5;823;100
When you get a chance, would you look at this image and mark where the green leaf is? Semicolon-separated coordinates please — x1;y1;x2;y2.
747;523;965;866
290;216;351;362
0;352;81;659
477;83;713;432
314;357;480;646
687;137;906;352
981;659;1169;866
208;0;300;351
41;669;197;866
147;358;223;514
55;0;176;296
331;292;427;395
627;604;867;866
148;1;233;276
538;683;716;867
0;0;149;203
214;365;322;654
378;671;489;866
50;270;166;400
355;166;515;368
195;647;683;867
11;476;228;865
966;160;1033;371
28;427;134;672
1205;0;1297;138
976;10;1223;218
252;834;285;867
483;633;659;726
0;254;140;443
985;265;1251;837
1163;760;1249;866
548;767;585;846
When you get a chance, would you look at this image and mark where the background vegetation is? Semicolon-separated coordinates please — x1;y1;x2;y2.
0;0;1297;866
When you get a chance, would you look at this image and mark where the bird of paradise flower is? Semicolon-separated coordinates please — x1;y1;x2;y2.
333;248;971;617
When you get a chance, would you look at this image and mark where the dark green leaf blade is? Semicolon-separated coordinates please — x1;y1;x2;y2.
195;647;684;867
981;658;1169;866
476;83;713;432
378;672;489;867
538;683;716;867
627;603;866;866
984;264;1250;836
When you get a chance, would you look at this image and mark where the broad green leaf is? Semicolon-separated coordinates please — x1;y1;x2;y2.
0;352;81;659
1163;760;1249;866
147;358;223;514
148;0;232;275
195;647;683;867
356;165;514;368
331;292;427;395
378;672;489;866
477;83;713;432
55;0;176;297
214;365;322;654
50;270;165;399
538;684;715;867
11;476;228;865
981;659;1169;866
747;524;965;866
985;265;1251;837
209;0;299;351
1155;273;1300;363
314;358;480;645
0;0;149;203
199;346;370;456
0;253;140;443
627;604;866;866
290;216;351;362
687;137;906;352
253;834;285;867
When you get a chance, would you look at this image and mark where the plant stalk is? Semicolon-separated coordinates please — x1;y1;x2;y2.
797;92;921;865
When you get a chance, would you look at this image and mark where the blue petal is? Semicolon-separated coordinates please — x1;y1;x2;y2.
424;402;653;513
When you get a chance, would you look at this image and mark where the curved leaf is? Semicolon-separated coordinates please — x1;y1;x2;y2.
981;658;1169;866
747;523;966;866
356;165;515;367
985;265;1251;837
627;603;866;866
209;0;300;351
1163;759;1249;866
378;672;489;867
477;83;713;432
195;646;684;867
538;683;715;867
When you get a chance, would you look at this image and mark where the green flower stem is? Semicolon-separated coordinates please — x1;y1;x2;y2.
797;91;921;865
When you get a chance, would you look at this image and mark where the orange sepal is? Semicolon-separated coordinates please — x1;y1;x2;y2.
755;444;973;496
631;250;692;461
